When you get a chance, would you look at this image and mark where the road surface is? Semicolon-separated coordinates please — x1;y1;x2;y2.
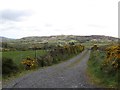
3;50;96;88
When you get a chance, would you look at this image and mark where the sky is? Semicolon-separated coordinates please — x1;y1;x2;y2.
0;0;119;39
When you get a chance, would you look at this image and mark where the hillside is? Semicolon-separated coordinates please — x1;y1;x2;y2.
1;35;118;43
0;36;15;42
0;35;118;51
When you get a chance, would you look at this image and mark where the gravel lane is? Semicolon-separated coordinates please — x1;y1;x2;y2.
3;50;96;88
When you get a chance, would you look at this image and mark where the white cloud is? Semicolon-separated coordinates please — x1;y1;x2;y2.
0;0;118;38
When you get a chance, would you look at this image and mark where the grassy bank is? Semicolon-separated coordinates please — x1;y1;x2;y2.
87;50;118;88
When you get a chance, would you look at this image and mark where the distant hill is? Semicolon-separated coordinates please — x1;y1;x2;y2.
1;35;118;43
19;35;118;43
0;36;15;42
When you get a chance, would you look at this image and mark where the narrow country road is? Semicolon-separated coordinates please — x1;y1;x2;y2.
3;50;96;88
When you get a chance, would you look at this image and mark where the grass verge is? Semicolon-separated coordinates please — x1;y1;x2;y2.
2;68;39;85
87;50;118;88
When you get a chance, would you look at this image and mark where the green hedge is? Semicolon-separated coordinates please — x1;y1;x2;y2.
37;44;84;67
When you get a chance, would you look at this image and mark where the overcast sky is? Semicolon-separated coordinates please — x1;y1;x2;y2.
0;0;119;39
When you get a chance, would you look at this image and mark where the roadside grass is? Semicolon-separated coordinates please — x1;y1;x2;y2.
87;50;118;88
2;68;37;85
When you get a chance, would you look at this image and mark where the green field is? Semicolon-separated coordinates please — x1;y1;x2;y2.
2;50;47;65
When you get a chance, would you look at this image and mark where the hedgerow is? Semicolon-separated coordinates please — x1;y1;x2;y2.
21;44;84;70
88;44;119;87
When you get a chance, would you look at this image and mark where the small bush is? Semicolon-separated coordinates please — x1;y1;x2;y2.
2;57;19;76
21;57;38;70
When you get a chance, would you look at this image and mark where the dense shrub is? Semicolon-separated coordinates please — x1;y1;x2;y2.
101;45;120;74
91;44;98;50
91;44;120;74
36;44;84;67
88;50;118;87
2;57;19;76
21;44;84;69
21;57;38;70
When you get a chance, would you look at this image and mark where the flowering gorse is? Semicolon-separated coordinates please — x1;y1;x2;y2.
21;56;38;70
102;45;120;73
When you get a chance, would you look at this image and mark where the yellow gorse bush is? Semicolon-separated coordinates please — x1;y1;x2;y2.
102;45;120;71
21;56;38;70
